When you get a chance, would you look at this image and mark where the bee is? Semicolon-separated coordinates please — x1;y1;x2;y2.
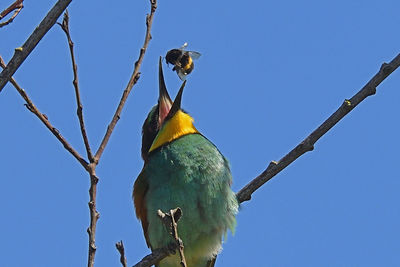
165;43;201;80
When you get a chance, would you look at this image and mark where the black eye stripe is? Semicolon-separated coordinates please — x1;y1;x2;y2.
151;106;159;129
141;105;161;161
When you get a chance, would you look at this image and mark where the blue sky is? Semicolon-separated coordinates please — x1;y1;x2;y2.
1;0;399;266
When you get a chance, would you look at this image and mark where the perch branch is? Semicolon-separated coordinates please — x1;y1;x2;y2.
0;55;89;170
0;0;24;28
116;241;128;267
132;208;185;267
132;243;179;267
93;0;157;164
0;0;72;92
58;10;93;162
237;53;400;203
157;208;187;267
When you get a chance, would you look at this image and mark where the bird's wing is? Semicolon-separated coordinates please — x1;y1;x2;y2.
133;168;151;248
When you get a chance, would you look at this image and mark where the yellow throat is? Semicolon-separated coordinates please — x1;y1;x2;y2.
149;110;199;152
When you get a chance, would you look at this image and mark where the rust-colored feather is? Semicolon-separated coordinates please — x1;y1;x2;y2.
133;168;151;248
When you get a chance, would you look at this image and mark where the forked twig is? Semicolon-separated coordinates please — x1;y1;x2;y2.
236;53;400;203
93;0;157;164
1;0;158;265
131;208;186;267
157;208;187;267
116;241;128;267
115;208;185;267
56;10;100;267
0;0;24;28
1;0;158;266
119;208;185;267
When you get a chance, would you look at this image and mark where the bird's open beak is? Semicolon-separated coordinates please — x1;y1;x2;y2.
158;56;187;125
165;80;186;121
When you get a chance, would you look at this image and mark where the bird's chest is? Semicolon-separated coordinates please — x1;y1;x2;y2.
146;146;212;195
144;135;225;210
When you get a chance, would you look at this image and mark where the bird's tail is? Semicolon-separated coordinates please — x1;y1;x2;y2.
206;257;216;267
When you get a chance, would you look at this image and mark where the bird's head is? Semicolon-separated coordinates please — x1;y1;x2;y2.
141;57;198;161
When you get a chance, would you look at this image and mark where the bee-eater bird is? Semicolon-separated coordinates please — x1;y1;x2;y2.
133;57;238;267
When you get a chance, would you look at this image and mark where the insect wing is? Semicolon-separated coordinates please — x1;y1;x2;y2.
188;51;201;60
177;69;187;81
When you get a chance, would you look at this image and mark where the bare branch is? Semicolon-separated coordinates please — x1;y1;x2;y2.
0;55;89;170
93;0;157;164
236;53;400;203
0;0;24;28
132;208;186;267
58;10;93;162
0;0;72;92
116;241;128;267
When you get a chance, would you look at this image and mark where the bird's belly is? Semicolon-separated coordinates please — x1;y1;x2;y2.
145;172;225;262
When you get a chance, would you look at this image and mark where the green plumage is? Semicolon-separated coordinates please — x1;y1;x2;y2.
138;133;238;267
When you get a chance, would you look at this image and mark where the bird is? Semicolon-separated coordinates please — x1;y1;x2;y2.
133;57;238;267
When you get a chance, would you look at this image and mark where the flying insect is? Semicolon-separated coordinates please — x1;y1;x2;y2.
165;43;201;80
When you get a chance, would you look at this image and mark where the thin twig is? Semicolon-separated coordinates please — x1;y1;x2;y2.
157;208;187;267
0;55;90;170
236;53;400;203
93;0;157;164
0;0;24;28
116;241;128;267
0;0;72;92
58;10;93;162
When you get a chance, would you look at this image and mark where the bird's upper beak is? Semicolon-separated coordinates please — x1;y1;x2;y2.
158;57;172;127
158;56;186;126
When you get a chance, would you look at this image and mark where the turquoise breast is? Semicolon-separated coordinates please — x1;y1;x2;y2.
144;133;238;266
